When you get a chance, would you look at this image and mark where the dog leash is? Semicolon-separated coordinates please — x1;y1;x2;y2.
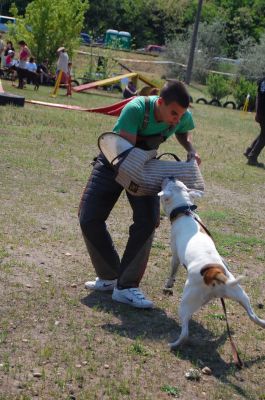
186;212;243;368
220;298;243;368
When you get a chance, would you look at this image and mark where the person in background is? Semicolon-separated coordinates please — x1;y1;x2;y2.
27;57;37;72
26;56;37;73
37;58;52;85
18;40;31;69
79;80;201;309
149;87;160;96
56;46;69;84
5;50;16;67
123;80;137;99
0;34;5;67
244;76;265;168
4;40;15;56
68;61;73;79
25;56;38;85
66;61;73;96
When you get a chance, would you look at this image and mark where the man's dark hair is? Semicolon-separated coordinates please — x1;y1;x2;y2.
160;80;190;108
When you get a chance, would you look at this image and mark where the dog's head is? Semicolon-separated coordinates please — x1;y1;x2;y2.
158;178;204;215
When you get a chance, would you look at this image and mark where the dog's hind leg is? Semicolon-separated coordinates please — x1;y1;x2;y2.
164;254;180;293
169;286;204;349
226;285;265;328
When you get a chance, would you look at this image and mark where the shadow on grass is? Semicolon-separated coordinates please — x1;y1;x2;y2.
81;291;265;398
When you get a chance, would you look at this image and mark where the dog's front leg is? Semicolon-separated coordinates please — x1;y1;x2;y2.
164;253;180;294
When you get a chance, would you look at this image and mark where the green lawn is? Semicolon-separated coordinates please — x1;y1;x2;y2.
0;77;265;400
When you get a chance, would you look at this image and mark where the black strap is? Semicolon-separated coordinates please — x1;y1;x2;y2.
142;97;150;130
137;96;175;140
110;148;132;167
156;152;181;162
193;215;213;238
169;205;197;222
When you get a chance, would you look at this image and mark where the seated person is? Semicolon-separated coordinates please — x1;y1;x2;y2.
4;41;15;57
26;57;37;72
5;50;16;67
123;80;137;99
26;56;37;84
37;58;53;85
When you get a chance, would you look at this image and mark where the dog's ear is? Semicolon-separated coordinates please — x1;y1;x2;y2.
158;189;171;202
187;189;204;200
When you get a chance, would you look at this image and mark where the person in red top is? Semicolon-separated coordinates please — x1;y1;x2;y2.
18;40;31;69
5;50;15;67
16;40;31;89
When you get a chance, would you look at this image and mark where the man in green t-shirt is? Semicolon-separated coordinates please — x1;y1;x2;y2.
79;80;201;309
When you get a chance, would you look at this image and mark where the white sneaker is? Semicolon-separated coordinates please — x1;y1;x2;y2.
112;287;154;309
85;277;117;291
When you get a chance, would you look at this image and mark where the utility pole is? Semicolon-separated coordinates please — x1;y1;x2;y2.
185;0;203;85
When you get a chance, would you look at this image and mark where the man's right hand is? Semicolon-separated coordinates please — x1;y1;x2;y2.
187;151;201;165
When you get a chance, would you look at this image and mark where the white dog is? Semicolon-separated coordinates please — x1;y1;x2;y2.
158;178;265;349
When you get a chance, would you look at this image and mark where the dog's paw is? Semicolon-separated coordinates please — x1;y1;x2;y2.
163;287;173;296
168;341;180;351
168;337;188;349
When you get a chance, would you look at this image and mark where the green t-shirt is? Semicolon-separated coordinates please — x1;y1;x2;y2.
113;96;195;139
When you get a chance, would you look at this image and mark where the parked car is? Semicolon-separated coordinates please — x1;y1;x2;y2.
212;57;242;65
145;45;165;54
80;32;92;45
94;36;104;46
0;15;16;32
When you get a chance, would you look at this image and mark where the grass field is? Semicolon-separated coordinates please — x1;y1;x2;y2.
0;77;265;400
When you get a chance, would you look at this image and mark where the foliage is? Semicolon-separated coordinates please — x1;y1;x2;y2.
2;0;265;59
237;33;265;81
8;0;89;65
206;73;231;100
0;0;31;15
233;77;257;110
165;20;227;84
161;384;181;396
80;47;119;84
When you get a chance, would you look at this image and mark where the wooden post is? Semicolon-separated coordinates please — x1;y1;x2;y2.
51;70;63;97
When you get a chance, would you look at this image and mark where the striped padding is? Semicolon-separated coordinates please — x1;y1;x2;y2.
115;148;205;196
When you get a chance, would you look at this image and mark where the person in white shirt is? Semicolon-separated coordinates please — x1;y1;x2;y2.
56;47;69;84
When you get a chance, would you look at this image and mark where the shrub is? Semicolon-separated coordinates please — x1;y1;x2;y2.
233;77;257;110
206;74;231;100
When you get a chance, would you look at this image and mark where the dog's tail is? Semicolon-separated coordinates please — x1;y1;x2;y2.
226;275;245;286
201;264;227;286
201;264;245;287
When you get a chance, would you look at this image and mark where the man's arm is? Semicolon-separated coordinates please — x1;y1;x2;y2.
119;130;137;145
175;132;201;165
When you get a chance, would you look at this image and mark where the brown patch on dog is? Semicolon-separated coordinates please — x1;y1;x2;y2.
200;264;227;286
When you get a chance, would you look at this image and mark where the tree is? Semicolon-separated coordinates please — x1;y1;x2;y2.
237;33;265;81
166;19;228;84
8;0;89;65
0;0;31;15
